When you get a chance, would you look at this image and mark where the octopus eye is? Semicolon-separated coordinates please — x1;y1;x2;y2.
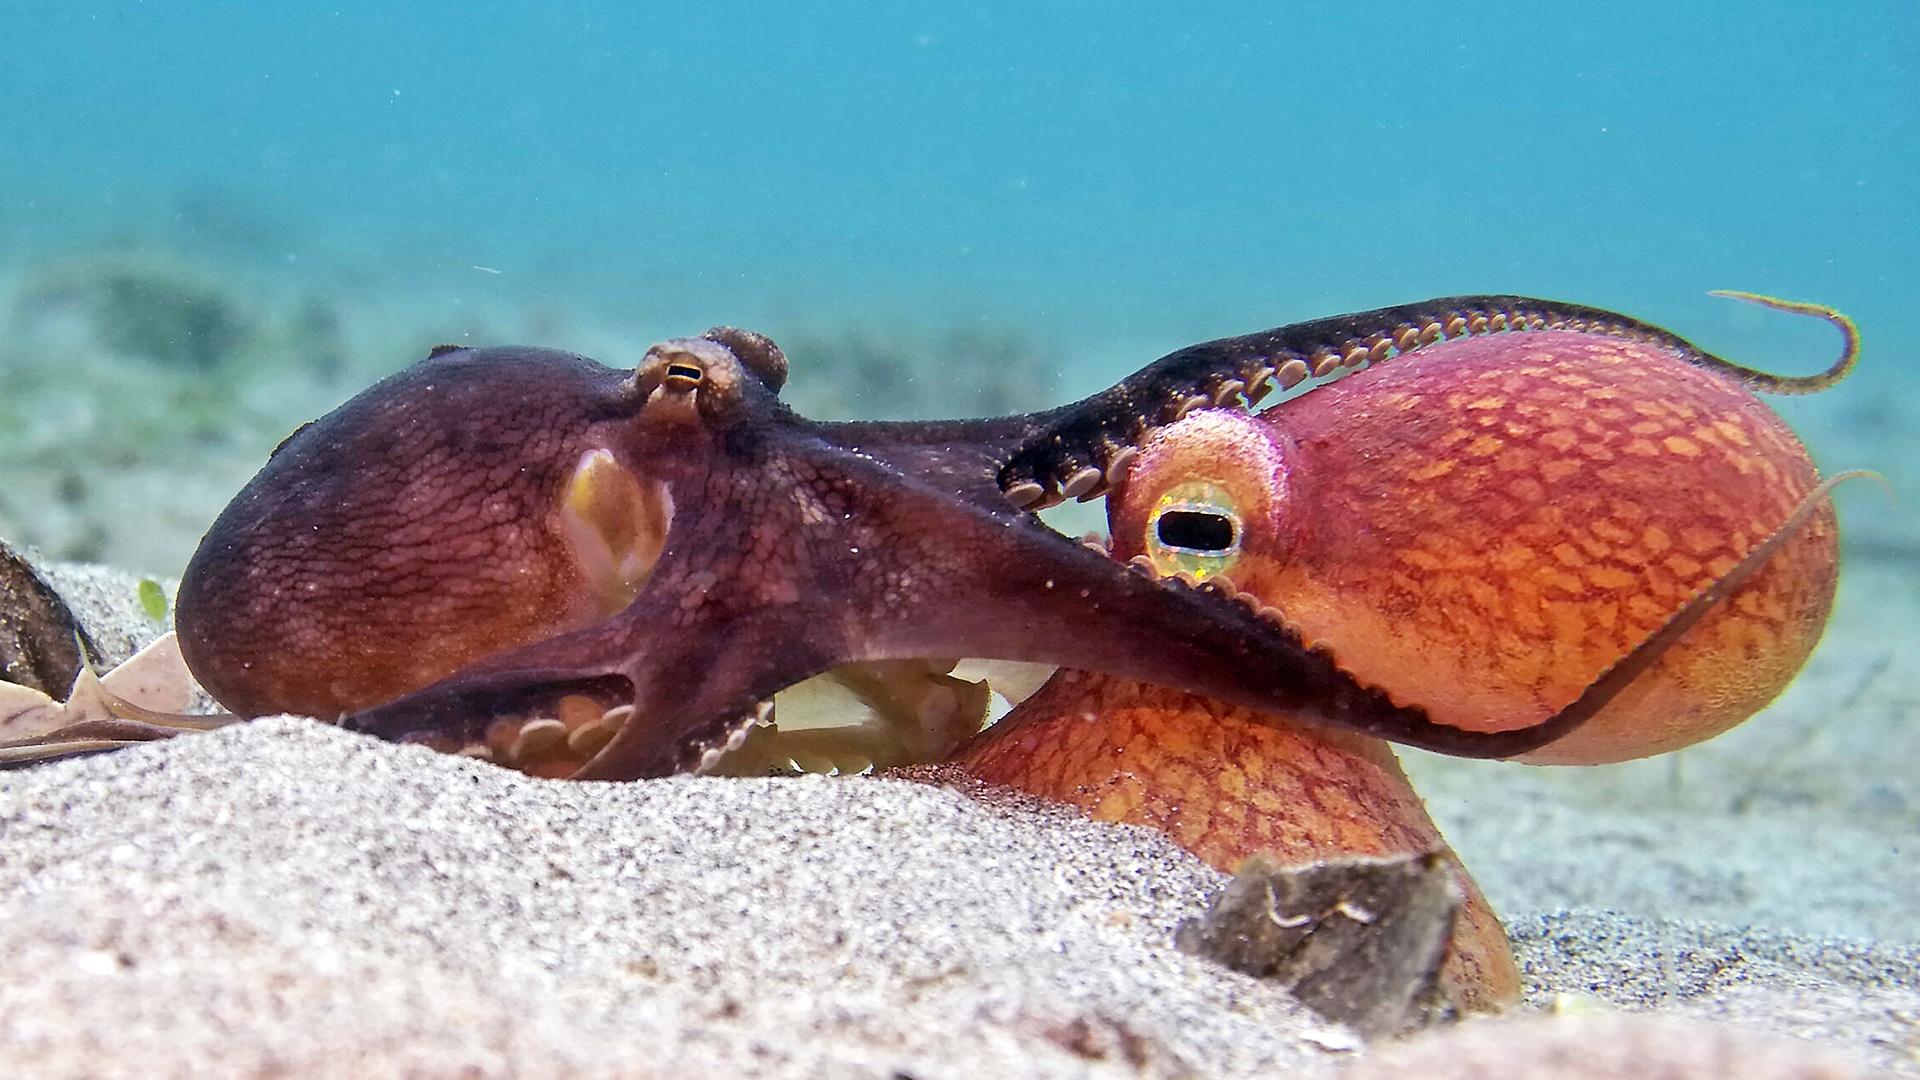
1144;481;1242;580
1157;510;1235;551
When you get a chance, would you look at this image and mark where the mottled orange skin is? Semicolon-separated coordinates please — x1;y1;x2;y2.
957;676;1519;1009
955;331;1840;1012
1136;331;1837;764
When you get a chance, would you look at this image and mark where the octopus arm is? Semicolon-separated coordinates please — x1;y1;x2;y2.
997;292;1857;510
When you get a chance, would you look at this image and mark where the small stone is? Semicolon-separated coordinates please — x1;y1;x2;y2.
1175;851;1461;1039
0;539;100;696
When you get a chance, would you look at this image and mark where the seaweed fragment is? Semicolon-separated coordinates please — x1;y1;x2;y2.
1175;852;1461;1039
137;578;170;623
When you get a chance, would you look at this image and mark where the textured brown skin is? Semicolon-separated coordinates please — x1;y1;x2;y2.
178;349;624;719
188;336;1521;778
155;300;1843;780
954;332;1839;1010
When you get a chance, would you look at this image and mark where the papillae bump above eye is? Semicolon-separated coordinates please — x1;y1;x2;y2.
1144;481;1242;580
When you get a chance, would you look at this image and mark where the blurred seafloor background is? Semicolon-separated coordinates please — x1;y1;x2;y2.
0;2;1914;954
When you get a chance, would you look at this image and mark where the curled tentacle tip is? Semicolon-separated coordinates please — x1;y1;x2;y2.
1705;290;1859;394
1827;467;1894;504
1707;288;1833;313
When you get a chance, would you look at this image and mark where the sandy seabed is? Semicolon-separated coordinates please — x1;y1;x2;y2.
0;555;1915;1078
1;270;1915;1076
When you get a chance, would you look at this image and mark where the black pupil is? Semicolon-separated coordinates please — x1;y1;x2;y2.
667;363;703;382
1156;509;1236;553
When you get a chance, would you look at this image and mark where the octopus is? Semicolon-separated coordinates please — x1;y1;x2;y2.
0;292;1857;1014
954;321;1850;1007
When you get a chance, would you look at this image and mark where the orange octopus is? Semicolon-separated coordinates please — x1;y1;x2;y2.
954;319;1853;1008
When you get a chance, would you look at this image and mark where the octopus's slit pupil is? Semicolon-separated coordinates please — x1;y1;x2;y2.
1157;510;1237;553
667;363;702;382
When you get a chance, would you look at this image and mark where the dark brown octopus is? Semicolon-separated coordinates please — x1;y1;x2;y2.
5;295;1849;784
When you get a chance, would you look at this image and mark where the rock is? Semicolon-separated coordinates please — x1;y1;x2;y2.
1175;852;1459;1039
0;539;99;695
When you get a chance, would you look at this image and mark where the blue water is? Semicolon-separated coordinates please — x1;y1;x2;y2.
5;2;1912;373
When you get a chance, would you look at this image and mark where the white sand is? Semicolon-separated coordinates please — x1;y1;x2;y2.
3;717;1914;1079
1;720;1343;1078
1;550;1915;1079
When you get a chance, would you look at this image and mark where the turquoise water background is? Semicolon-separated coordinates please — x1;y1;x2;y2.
0;3;1913;566
7;3;1912;354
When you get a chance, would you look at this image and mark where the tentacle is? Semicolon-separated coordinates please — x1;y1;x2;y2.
1705;291;1859;394
0;739;148;768
340;603;831;781
1516;469;1871;758
334;458;1548;774
0;715;231;769
962;464;1866;763
997;293;1858;509
340;667;640;760
0;638;235;769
